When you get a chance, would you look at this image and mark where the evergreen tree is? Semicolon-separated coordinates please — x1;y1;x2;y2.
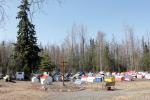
141;42;150;70
103;44;112;71
39;52;55;73
14;0;41;78
88;39;96;71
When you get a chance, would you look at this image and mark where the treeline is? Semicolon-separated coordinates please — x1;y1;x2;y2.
0;25;150;75
45;25;150;73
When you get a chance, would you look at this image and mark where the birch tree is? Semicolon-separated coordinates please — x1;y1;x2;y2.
96;31;105;71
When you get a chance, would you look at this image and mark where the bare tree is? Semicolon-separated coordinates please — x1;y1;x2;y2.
0;0;62;24
96;31;105;71
79;25;87;70
0;0;7;25
124;26;135;70
68;24;78;71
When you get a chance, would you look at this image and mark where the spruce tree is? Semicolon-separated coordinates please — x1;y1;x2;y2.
103;44;112;71
14;0;41;78
88;39;96;71
141;42;150;70
39;52;54;73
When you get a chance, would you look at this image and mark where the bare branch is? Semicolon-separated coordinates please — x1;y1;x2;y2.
0;0;7;26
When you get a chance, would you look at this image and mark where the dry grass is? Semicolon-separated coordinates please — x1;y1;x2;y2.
0;80;49;100
113;93;150;100
0;80;84;100
1;79;150;100
115;80;150;90
82;79;150;91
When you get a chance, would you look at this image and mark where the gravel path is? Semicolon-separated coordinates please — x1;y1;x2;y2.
45;80;150;100
45;88;150;100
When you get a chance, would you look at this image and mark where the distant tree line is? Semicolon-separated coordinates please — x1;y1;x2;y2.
0;24;150;76
0;0;150;77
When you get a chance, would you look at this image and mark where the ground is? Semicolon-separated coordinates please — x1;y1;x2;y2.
0;79;150;100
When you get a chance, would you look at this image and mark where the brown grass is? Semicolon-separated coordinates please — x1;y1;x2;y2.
113;93;150;100
1;79;150;100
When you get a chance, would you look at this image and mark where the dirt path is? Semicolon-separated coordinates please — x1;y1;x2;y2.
45;80;150;100
44;88;150;100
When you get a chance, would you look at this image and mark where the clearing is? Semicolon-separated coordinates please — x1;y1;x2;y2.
0;79;150;100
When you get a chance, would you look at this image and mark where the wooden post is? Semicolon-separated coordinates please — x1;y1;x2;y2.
61;57;67;86
62;60;65;86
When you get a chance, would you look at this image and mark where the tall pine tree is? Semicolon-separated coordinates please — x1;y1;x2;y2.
14;0;41;78
141;42;150;70
103;44;112;71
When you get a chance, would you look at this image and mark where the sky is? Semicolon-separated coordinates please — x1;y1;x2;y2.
0;0;150;45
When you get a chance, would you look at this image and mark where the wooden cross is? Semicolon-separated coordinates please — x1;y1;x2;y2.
61;58;67;86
